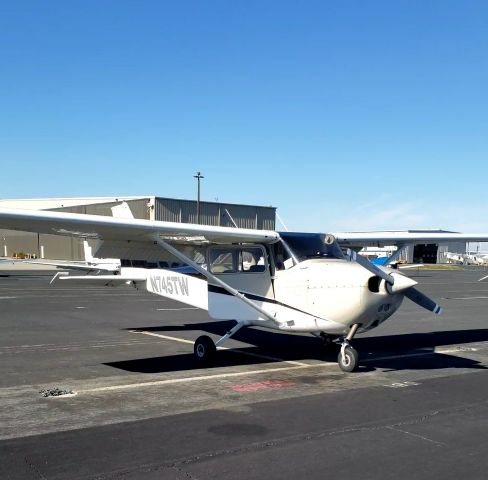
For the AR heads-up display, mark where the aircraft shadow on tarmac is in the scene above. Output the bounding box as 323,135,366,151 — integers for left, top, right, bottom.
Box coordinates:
104,322,488,374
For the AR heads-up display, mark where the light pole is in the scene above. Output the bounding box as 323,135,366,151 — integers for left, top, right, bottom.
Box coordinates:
194,171,204,224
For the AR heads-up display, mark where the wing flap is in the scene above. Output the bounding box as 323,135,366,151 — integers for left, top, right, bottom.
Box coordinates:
51,269,148,286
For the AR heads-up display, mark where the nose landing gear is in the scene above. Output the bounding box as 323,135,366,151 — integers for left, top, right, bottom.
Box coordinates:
338,342,359,372
338,324,361,372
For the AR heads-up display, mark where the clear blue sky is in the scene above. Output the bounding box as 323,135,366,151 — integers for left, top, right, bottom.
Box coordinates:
1,1,487,232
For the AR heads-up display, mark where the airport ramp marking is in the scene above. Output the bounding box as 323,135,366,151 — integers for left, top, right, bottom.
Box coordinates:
66,347,482,396
49,343,488,397
129,330,309,367
443,296,488,300
0,339,160,355
156,307,199,311
76,363,331,395
231,379,295,392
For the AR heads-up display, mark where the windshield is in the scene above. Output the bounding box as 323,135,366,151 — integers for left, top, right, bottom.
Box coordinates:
278,232,344,262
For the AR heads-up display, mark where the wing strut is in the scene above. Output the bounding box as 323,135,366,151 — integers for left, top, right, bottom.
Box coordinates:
152,235,278,324
384,244,407,266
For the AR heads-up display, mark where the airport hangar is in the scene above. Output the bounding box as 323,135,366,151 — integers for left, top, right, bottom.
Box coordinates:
0,196,466,264
361,232,467,264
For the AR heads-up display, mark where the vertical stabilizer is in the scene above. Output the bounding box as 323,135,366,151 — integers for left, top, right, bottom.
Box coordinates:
83,240,94,262
83,239,104,262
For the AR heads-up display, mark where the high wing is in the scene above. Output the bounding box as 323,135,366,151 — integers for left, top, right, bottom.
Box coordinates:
333,231,488,248
3,207,488,252
0,207,279,246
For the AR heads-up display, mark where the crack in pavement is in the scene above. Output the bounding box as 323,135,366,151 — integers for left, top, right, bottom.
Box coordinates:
24,456,48,480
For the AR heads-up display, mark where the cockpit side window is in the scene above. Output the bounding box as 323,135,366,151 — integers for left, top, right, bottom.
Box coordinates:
239,247,266,272
208,246,267,274
209,249,237,273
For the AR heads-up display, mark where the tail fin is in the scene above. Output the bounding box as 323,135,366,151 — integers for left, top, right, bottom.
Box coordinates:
83,240,94,262
82,202,132,263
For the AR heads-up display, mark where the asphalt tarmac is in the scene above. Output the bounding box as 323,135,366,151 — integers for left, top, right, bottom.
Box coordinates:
1,268,488,479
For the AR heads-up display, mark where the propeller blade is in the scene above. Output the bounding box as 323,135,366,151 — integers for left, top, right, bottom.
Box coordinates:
347,249,394,284
347,249,418,294
404,287,443,314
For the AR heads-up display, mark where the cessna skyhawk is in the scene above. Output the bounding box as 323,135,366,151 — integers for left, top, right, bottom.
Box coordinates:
1,207,488,372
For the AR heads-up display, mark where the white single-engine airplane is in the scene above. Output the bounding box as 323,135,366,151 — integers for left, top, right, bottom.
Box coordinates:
2,207,488,372
445,251,488,266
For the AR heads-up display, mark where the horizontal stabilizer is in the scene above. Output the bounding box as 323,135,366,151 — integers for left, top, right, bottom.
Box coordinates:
25,260,119,273
50,269,147,286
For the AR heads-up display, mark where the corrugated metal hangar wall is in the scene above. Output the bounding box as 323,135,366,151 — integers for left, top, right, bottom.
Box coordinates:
152,198,275,230
0,197,276,260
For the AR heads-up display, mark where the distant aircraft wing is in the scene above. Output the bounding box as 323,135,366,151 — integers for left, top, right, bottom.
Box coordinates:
0,207,279,246
333,231,488,248
398,264,424,269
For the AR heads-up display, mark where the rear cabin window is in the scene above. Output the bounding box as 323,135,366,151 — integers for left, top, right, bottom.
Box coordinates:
209,246,266,274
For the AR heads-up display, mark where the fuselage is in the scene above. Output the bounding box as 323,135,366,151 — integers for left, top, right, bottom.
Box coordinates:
142,257,407,337
272,259,404,334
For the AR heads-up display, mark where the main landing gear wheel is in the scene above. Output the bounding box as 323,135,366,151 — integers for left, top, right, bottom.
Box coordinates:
338,345,359,372
194,335,216,364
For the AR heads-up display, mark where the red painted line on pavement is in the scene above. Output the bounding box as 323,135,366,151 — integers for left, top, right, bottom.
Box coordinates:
231,380,295,392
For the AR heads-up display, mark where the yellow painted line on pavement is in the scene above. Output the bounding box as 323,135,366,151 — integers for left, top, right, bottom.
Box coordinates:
130,330,309,367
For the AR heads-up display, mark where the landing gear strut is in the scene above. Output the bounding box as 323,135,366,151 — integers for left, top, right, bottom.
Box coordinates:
338,324,360,372
193,321,247,365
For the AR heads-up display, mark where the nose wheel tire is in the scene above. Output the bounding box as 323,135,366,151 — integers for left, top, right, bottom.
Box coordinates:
338,345,359,372
194,335,216,364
